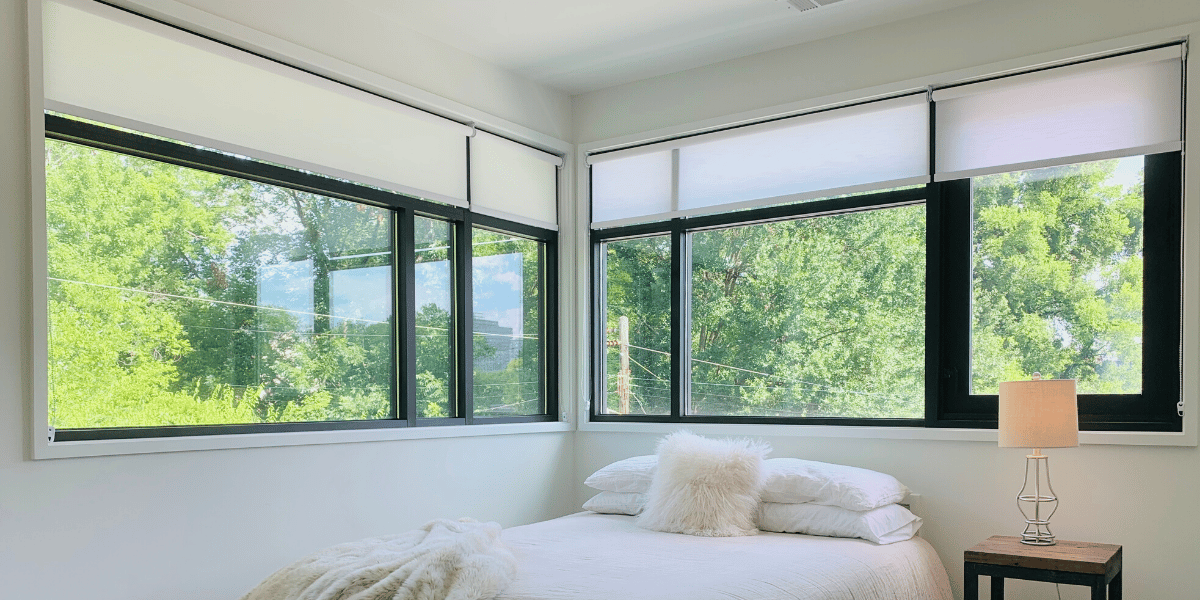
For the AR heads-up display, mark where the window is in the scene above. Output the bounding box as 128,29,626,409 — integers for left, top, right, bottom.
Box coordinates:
471,225,554,418
933,153,1181,430
598,234,672,416
590,46,1184,432
37,0,562,446
688,206,925,419
593,189,933,426
45,115,558,440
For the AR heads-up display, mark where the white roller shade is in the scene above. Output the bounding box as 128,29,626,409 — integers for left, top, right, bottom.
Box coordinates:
470,131,561,229
590,150,675,226
933,46,1183,181
589,95,929,228
42,0,471,206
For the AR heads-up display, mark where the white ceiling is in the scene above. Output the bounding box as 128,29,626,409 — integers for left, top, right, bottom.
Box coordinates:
342,0,984,94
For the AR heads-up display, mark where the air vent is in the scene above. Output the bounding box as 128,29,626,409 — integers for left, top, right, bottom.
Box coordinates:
785,0,846,11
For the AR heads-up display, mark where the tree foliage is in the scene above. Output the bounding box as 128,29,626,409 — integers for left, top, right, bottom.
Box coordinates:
602,158,1144,417
47,140,393,428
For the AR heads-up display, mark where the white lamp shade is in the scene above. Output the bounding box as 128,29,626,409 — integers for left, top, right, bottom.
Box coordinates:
998,379,1079,449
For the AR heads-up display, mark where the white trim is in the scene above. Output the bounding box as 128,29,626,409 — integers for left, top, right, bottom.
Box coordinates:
45,101,472,208
933,142,1185,182
589,175,930,230
28,0,51,465
34,422,573,460
470,205,559,232
576,421,1197,447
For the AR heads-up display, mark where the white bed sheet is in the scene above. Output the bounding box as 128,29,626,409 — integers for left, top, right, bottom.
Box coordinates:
497,512,952,600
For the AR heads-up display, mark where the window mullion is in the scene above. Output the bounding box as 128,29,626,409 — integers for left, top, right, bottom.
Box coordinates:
457,214,475,423
543,236,559,419
1140,151,1183,424
398,208,417,426
932,178,977,424
670,219,689,421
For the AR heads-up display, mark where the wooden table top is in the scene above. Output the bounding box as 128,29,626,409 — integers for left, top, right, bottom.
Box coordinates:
965,536,1122,575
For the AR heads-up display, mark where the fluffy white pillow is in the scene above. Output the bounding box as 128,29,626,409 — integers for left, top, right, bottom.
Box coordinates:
582,491,647,515
757,502,922,545
637,431,770,537
760,458,909,510
583,455,656,493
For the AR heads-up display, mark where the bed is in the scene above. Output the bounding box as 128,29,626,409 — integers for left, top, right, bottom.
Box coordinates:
496,511,953,600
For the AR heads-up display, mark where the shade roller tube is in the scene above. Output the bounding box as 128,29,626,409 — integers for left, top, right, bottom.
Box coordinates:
590,95,929,227
470,131,560,229
933,46,1184,181
42,0,471,206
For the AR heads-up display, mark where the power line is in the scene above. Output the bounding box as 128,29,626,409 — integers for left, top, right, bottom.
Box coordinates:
50,277,388,324
618,340,908,402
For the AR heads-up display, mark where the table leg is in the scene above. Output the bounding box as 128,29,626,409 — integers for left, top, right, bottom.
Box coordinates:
1109,571,1122,600
964,564,979,600
990,575,1004,599
1092,578,1107,600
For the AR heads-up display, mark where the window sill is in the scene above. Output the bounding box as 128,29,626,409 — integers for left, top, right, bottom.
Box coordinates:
33,420,573,460
577,420,1197,447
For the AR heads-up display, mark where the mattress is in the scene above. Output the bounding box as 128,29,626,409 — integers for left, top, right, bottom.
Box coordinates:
497,512,953,600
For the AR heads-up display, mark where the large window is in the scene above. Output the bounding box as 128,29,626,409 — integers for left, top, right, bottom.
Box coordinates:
594,190,933,426
934,152,1180,430
45,115,558,440
590,46,1184,431
688,206,925,419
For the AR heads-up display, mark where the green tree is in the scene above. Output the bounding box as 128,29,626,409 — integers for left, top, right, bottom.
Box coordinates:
971,159,1143,394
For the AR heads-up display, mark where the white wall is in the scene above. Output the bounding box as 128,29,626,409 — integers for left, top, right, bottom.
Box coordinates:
572,1,1200,599
0,0,576,598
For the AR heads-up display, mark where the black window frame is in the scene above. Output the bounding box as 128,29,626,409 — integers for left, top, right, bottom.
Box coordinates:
929,152,1183,432
45,113,558,441
590,156,1183,432
592,186,931,427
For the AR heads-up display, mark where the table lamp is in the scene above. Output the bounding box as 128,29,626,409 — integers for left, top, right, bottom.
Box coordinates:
998,373,1078,546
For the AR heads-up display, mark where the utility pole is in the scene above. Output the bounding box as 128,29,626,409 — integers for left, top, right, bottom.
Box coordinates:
618,316,630,414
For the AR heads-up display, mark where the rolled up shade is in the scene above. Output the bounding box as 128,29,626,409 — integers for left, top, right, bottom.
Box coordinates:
589,95,929,228
42,0,472,206
590,150,675,225
933,46,1183,181
470,131,561,229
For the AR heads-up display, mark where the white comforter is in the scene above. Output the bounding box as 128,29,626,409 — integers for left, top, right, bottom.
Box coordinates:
240,518,517,600
497,512,952,600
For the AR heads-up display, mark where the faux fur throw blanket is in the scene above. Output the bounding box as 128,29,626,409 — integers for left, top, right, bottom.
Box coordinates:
239,519,517,600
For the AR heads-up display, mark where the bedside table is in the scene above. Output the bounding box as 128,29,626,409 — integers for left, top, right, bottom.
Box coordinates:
964,536,1122,600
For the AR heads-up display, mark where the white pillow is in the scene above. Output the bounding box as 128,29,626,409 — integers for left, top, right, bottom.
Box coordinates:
583,455,656,493
757,502,922,545
760,458,909,511
637,431,770,537
582,491,647,515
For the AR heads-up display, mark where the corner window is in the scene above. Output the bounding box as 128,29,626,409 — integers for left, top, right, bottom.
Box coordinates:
45,115,558,440
589,46,1184,432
